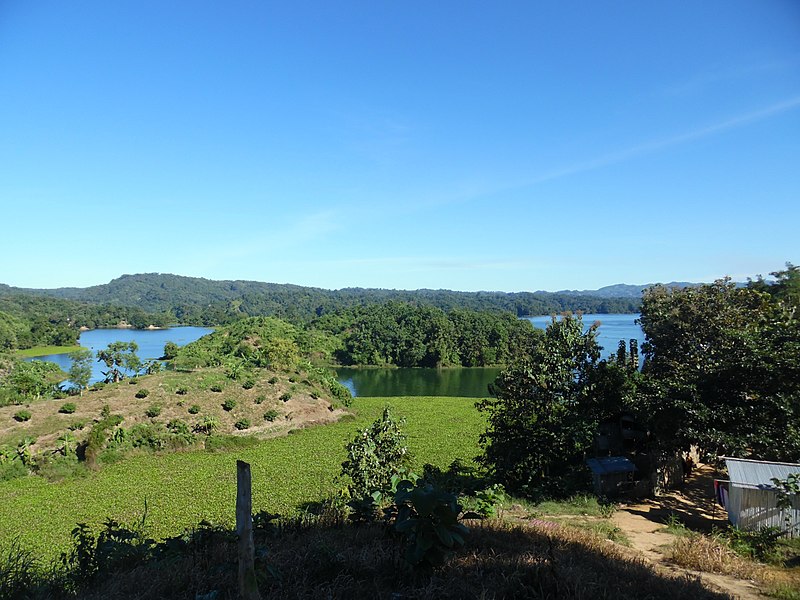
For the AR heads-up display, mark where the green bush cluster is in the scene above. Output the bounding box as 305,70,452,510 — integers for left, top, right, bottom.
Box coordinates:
59,403,77,414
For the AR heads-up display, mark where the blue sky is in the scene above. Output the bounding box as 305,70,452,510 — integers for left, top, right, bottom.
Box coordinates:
1,1,798,292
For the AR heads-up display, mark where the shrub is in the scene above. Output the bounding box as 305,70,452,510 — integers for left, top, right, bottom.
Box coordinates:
188,404,201,414
222,398,237,411
145,405,162,418
235,419,251,430
60,402,78,414
263,409,279,422
279,392,292,403
288,376,297,383
210,385,223,393
128,378,138,385
390,479,472,567
167,418,191,436
68,420,87,431
242,379,255,390
341,406,408,499
90,382,106,391
255,394,266,405
13,410,32,422
175,387,188,395
194,416,219,435
268,377,278,385
135,389,149,399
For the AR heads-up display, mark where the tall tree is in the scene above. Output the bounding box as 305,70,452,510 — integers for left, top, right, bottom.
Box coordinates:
68,348,93,395
477,313,601,494
97,341,141,383
639,279,800,461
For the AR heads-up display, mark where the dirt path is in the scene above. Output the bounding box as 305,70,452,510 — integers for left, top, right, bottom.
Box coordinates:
613,466,767,599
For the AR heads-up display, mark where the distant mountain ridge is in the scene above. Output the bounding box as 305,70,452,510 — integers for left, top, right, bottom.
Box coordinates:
551,282,705,299
0,273,644,322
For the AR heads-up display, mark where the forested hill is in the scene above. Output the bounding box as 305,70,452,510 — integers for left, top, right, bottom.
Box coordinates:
3,273,641,323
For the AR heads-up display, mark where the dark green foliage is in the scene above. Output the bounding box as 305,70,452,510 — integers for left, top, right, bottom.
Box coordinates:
128,377,138,385
145,405,161,418
188,404,200,415
328,302,541,368
209,385,223,393
242,378,255,389
59,402,77,414
268,376,278,384
341,406,408,499
279,392,292,402
255,394,266,404
222,398,237,411
90,382,106,391
389,478,471,567
263,409,279,422
723,526,781,562
234,418,251,430
3,272,638,329
68,419,86,431
162,341,179,360
478,313,602,495
13,410,31,422
135,388,149,399
640,279,800,460
175,386,187,395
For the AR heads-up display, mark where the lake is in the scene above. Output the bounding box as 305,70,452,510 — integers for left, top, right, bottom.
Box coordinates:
28,326,214,384
30,314,644,397
340,313,643,397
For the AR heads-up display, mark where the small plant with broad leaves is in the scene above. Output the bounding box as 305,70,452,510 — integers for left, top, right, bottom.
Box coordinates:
388,478,476,567
222,398,237,411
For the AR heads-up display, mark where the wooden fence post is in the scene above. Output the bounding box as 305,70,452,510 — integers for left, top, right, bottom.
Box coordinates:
237,460,262,600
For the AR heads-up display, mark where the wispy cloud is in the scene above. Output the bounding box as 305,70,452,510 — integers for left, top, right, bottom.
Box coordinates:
518,95,800,187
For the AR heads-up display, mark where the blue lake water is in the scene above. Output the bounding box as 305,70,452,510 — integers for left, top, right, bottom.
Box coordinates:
526,313,644,357
29,315,644,396
28,326,213,384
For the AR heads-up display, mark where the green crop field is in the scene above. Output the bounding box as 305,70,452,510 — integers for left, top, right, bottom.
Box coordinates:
14,345,80,358
0,396,485,560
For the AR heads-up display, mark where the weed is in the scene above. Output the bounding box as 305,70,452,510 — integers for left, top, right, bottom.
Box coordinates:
60,402,77,414
145,405,162,418
13,410,31,422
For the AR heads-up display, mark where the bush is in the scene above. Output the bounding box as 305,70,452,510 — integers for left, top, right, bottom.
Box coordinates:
268,377,278,385
135,389,149,399
13,410,31,422
279,392,292,403
194,416,219,435
255,394,266,404
60,402,78,414
263,409,280,422
128,378,138,385
145,405,162,418
222,398,237,411
235,419,251,430
166,419,191,436
188,404,201,414
242,379,255,390
390,479,472,567
68,420,87,431
90,382,106,391
175,387,188,395
210,385,223,393
341,406,408,499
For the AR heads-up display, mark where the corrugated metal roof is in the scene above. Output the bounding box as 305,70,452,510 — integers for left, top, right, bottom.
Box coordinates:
586,456,636,475
724,457,800,490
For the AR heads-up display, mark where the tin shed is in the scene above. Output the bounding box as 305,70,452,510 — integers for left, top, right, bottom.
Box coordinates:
586,456,636,496
723,457,800,537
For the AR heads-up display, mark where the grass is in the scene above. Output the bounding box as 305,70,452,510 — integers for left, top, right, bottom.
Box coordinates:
0,396,485,560
14,346,80,358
